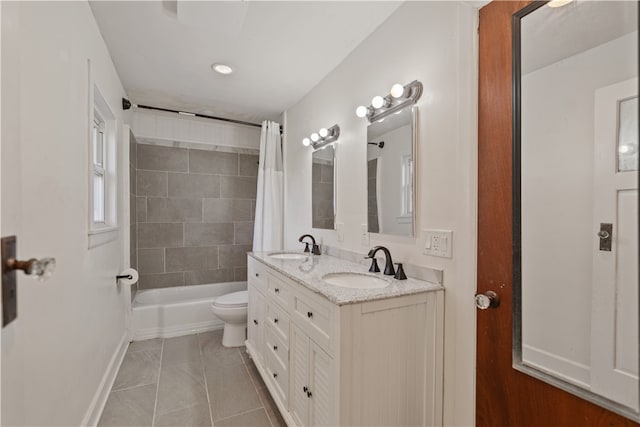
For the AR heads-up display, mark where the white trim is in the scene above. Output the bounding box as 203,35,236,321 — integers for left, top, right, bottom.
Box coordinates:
81,332,129,427
132,320,223,341
88,228,118,249
523,344,591,389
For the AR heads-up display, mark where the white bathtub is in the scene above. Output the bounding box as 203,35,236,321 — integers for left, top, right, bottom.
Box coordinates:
132,281,247,340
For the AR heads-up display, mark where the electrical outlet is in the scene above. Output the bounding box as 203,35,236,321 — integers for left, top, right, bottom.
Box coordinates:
423,229,453,258
336,223,344,242
360,224,370,246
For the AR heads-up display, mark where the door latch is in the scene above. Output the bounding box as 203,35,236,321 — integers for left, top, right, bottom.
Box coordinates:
598,223,613,252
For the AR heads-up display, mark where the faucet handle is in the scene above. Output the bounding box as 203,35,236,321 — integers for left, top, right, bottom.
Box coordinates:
365,256,380,273
312,244,321,256
394,263,407,280
303,242,310,253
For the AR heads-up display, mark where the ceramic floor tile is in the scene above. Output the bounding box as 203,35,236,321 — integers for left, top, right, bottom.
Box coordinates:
215,408,272,427
153,403,212,427
162,334,202,365
98,384,156,427
112,349,160,391
242,353,266,389
205,361,262,420
128,338,163,353
256,386,287,427
156,361,208,416
199,331,244,368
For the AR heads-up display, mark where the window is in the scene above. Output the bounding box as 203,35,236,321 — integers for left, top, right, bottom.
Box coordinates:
89,83,117,246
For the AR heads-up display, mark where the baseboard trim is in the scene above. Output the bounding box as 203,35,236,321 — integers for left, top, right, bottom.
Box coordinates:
132,320,224,341
81,333,129,427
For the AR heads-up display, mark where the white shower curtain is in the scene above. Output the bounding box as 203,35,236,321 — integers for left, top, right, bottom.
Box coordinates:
253,120,284,252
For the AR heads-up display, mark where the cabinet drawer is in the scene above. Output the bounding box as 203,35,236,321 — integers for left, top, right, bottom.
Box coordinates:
265,343,289,405
267,273,292,309
266,302,290,342
265,323,289,369
293,293,333,351
247,257,267,293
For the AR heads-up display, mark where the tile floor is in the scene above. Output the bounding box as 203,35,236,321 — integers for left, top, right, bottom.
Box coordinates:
98,330,286,427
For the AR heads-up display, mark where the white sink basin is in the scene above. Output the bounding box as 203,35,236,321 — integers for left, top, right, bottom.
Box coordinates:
268,252,309,260
322,273,389,289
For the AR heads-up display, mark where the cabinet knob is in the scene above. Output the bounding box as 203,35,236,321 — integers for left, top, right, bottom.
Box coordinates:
307,311,313,318
307,391,313,398
274,318,279,324
273,345,278,351
274,288,280,294
273,372,278,379
253,319,258,325
303,386,308,393
255,273,259,277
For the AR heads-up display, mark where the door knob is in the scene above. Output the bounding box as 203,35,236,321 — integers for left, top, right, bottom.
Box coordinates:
475,291,499,310
6,257,56,280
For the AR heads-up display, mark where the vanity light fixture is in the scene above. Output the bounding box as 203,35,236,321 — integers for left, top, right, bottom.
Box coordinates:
301,124,340,150
356,80,423,123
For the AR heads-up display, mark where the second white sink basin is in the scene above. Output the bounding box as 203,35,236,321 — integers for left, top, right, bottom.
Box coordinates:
322,273,389,289
268,252,309,260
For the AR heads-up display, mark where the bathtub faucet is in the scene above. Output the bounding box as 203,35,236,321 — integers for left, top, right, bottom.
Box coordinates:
298,234,321,255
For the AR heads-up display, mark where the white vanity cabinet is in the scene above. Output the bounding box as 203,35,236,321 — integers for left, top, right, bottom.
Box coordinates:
246,256,444,427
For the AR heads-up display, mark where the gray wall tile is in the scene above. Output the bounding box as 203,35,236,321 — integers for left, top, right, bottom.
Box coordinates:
138,248,165,275
168,173,220,198
218,245,252,268
234,222,254,245
203,199,252,222
137,144,188,172
147,198,203,223
130,225,137,269
239,154,259,177
136,197,147,222
184,223,234,246
138,272,185,290
234,268,247,282
137,170,167,197
184,269,235,286
189,150,238,175
220,176,257,199
165,247,218,272
138,223,183,248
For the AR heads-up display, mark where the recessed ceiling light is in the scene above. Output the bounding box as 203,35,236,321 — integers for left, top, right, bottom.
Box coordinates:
211,63,233,75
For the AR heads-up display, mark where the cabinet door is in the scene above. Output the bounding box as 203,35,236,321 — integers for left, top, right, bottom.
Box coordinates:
309,341,335,427
289,325,310,426
247,286,265,364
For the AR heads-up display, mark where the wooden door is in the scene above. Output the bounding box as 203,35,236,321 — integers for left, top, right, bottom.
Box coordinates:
477,2,638,425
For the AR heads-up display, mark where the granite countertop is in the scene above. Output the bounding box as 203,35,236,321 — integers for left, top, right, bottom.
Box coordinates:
249,251,443,306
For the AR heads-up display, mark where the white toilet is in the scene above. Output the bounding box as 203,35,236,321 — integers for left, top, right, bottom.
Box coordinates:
211,290,249,347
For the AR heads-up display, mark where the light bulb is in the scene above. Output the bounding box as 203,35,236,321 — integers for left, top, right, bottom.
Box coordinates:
371,96,385,109
302,138,311,146
311,133,320,142
390,83,405,98
356,105,369,118
319,128,328,138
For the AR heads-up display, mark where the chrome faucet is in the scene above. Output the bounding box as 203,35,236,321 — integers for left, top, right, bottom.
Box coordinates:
366,246,395,276
298,234,321,255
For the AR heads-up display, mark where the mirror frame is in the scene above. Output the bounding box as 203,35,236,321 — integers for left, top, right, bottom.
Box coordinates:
512,2,639,422
366,105,417,237
311,144,337,230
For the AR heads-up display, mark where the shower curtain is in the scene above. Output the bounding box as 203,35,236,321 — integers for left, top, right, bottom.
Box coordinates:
253,120,283,252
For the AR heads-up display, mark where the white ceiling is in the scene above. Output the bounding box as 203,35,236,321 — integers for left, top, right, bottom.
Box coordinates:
89,1,403,123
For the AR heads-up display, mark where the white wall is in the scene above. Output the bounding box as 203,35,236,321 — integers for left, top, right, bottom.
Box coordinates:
131,109,261,150
1,2,130,425
284,3,478,425
521,32,638,386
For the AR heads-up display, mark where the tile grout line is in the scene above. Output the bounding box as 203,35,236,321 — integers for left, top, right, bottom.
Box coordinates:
239,349,276,427
197,333,216,427
150,338,164,427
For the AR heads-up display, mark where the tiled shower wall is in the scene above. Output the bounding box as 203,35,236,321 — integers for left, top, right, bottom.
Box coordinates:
134,142,259,290
129,132,138,297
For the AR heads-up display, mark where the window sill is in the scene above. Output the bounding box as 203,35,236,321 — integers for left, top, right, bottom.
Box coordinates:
88,226,118,249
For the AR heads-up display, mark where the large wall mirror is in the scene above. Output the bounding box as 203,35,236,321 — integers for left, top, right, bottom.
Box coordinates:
367,106,416,236
513,1,638,421
312,145,335,230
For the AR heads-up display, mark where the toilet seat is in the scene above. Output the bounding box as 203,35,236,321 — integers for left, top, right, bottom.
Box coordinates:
212,290,248,308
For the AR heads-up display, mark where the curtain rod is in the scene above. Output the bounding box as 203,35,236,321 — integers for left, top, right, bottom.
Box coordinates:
122,98,281,131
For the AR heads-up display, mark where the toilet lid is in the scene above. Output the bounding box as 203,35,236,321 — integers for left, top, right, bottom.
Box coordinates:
213,290,248,308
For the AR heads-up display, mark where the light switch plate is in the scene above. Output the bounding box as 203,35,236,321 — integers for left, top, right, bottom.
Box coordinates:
360,224,370,246
423,229,453,258
336,223,344,242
